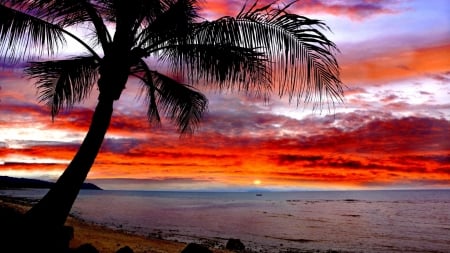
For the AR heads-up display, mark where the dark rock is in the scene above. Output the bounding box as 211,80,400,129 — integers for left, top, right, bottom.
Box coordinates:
73,243,99,253
226,238,245,251
116,246,134,253
33,225,74,252
0,206,25,252
0,204,76,253
181,243,212,253
14,223,74,252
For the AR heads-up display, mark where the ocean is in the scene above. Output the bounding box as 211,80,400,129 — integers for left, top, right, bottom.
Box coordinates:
1,189,449,252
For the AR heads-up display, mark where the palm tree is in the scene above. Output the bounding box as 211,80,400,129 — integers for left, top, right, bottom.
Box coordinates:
1,0,342,237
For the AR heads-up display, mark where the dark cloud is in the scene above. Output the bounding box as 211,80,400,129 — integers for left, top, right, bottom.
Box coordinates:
385,102,411,110
100,138,142,154
436,167,450,175
345,87,368,96
274,155,324,165
270,171,348,181
381,94,399,102
327,159,365,169
419,91,433,95
331,116,450,153
427,72,450,83
401,155,450,164
270,154,427,174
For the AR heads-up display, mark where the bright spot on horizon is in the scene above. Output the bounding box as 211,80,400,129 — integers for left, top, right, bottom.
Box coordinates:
253,179,262,185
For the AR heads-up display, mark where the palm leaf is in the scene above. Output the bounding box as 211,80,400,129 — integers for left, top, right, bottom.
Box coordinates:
136,0,199,50
96,0,163,22
159,43,271,99
0,4,65,61
153,71,207,133
133,61,208,133
190,1,343,107
131,61,162,126
25,56,100,118
17,0,111,52
24,0,90,27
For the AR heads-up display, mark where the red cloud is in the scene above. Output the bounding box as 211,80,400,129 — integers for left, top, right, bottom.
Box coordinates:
1,72,449,189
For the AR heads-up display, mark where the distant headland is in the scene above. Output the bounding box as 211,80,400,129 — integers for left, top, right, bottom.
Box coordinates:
0,176,102,190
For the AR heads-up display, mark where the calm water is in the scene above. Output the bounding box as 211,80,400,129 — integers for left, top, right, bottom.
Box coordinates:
1,189,449,252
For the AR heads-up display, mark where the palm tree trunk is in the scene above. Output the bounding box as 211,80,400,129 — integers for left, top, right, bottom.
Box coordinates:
25,97,114,228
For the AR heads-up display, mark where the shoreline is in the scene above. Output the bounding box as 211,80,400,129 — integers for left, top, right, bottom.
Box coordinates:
2,188,449,253
0,195,233,253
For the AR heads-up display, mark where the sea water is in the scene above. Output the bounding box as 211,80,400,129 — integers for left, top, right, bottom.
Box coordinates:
1,189,449,252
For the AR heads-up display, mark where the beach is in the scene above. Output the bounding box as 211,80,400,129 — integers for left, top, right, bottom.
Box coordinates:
0,196,233,253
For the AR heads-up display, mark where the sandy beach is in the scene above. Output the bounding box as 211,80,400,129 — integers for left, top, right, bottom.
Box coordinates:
0,196,233,253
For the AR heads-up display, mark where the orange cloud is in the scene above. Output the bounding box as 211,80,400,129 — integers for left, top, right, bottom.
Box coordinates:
3,110,449,189
341,43,450,85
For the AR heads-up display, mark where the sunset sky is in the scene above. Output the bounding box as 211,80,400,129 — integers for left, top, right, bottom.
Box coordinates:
0,0,449,191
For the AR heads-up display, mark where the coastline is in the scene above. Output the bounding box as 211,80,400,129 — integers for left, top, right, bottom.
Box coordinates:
0,195,233,253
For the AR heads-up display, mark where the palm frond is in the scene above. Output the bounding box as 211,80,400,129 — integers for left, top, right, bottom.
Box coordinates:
21,0,89,27
133,61,208,133
20,0,111,51
159,43,271,99
131,61,162,126
136,0,199,50
0,4,65,61
95,0,162,22
25,56,100,118
269,13,343,106
153,71,208,133
78,1,112,51
189,0,343,108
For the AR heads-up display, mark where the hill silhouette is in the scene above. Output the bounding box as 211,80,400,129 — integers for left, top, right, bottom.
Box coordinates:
0,176,102,190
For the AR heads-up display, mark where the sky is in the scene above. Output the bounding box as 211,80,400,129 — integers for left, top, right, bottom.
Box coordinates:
0,0,449,191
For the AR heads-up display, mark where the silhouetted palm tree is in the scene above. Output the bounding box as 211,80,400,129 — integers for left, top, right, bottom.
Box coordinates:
0,0,342,231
